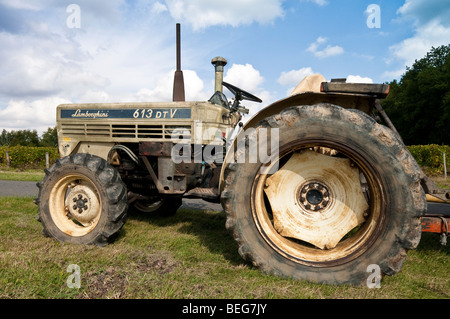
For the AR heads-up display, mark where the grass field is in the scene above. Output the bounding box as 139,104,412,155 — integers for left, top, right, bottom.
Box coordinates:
0,168,44,182
0,196,448,300
434,175,450,189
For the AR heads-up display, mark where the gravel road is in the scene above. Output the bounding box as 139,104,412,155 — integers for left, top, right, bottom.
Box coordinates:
0,180,224,211
0,180,39,198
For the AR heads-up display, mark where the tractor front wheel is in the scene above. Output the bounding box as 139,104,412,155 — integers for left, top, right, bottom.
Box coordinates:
36,153,128,246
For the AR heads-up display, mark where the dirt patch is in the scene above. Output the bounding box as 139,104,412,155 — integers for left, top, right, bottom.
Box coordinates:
81,266,128,299
135,252,182,274
77,252,181,298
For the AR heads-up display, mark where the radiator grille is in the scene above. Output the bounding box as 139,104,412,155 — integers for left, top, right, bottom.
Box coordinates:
61,123,192,141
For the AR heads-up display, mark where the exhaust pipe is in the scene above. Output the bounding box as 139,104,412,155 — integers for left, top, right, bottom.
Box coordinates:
211,56,227,93
173,23,185,102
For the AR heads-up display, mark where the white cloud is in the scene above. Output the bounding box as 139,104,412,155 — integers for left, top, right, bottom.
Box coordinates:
79,90,111,103
0,29,109,99
152,2,168,14
0,97,71,133
278,67,314,86
387,20,450,68
136,69,209,102
0,0,41,10
223,64,272,121
224,64,264,92
164,0,284,30
381,69,405,81
346,75,373,84
299,0,328,7
0,1,183,132
307,37,344,58
384,0,450,78
278,67,315,95
397,0,450,27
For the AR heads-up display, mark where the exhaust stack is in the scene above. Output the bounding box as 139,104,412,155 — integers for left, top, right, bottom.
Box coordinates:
211,56,227,93
173,23,185,102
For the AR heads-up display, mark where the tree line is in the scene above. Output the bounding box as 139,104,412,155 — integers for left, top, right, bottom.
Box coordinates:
0,127,57,147
382,44,450,146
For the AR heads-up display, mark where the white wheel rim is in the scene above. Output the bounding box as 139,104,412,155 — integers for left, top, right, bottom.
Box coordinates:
49,174,102,237
252,144,384,265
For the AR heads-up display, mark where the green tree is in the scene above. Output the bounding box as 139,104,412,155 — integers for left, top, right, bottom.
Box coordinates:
382,45,450,145
40,127,58,147
0,129,13,146
10,129,40,147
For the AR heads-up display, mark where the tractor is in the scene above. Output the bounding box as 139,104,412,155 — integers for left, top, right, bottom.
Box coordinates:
35,24,450,285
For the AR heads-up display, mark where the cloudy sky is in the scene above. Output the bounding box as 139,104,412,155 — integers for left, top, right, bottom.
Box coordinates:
0,0,449,134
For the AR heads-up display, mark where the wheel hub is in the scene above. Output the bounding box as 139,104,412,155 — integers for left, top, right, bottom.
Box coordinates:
298,182,330,211
263,150,369,250
74,194,89,213
65,184,100,224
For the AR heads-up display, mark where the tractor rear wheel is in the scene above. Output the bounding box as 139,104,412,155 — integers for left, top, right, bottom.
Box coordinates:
36,153,128,246
221,103,426,285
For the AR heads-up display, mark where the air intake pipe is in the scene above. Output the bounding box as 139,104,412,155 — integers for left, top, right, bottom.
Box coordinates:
211,56,227,93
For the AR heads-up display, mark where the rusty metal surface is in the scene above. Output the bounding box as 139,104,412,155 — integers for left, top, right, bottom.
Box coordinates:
421,216,449,234
320,81,390,98
139,142,173,157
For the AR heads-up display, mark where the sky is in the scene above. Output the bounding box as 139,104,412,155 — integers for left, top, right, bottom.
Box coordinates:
0,0,449,134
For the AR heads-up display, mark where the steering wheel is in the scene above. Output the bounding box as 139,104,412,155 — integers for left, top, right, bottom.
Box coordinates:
222,81,262,103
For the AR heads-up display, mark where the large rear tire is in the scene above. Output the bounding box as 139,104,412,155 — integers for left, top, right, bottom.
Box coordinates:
36,153,128,246
221,103,426,285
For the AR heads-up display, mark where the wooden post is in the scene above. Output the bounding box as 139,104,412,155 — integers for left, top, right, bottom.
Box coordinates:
46,152,49,169
444,152,447,179
5,150,10,168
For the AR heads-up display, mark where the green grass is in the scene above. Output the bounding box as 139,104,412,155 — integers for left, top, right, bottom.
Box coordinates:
433,176,450,189
0,168,44,182
0,197,449,299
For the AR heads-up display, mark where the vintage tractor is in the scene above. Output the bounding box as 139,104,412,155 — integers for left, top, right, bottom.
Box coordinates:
35,24,450,285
